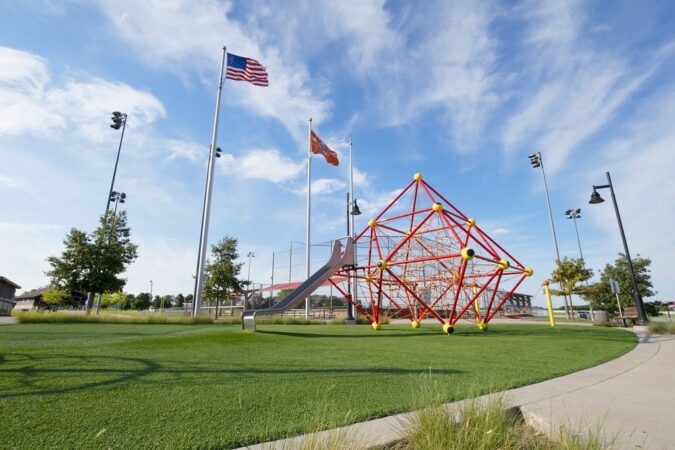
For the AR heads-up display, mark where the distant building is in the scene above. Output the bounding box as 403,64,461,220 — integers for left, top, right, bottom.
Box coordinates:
0,276,21,315
14,287,52,311
14,287,87,311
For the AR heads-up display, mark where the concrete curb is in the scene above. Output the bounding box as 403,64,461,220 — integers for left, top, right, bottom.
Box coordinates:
238,329,675,450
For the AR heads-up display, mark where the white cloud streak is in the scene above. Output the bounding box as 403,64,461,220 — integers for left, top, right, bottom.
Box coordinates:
0,46,166,140
220,149,304,183
94,0,331,141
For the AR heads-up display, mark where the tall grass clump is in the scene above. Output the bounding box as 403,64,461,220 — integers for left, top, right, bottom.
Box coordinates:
648,321,675,334
391,374,613,450
12,311,213,325
397,395,610,450
216,316,327,325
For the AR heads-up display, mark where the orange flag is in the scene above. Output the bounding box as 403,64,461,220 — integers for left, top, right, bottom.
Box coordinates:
310,130,339,166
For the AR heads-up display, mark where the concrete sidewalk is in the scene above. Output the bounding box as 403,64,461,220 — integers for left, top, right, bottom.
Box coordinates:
239,331,674,450
0,316,17,325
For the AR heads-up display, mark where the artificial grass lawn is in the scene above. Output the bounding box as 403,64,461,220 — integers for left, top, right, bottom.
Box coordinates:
0,323,636,449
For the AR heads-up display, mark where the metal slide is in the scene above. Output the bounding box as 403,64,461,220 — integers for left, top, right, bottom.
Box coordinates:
241,238,354,330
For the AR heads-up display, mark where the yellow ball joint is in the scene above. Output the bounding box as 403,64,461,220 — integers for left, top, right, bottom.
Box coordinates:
371,322,381,331
413,173,422,181
365,274,373,282
478,322,488,332
460,247,475,261
377,260,388,270
411,320,421,329
524,267,534,277
443,323,454,334
465,218,476,227
498,259,510,270
432,202,443,212
368,219,377,228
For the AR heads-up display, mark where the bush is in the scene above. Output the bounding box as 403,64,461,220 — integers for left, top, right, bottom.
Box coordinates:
13,311,213,325
648,321,675,334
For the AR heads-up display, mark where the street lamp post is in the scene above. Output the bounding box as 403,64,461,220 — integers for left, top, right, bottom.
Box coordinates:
346,192,361,321
589,171,649,325
528,152,570,318
150,280,153,306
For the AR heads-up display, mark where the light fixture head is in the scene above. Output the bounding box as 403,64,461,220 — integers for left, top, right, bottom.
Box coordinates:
589,190,605,204
351,199,362,216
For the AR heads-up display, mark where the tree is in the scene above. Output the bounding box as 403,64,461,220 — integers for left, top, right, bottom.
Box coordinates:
134,292,151,310
42,289,72,308
549,257,593,319
159,295,173,310
123,293,135,310
203,236,246,318
175,293,185,308
152,295,162,309
101,291,127,309
46,211,138,305
586,253,655,316
644,301,664,318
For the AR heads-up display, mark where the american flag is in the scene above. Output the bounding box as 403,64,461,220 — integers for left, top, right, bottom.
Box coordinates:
225,53,269,87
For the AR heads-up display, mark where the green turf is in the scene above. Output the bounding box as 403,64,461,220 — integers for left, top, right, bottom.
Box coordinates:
0,323,636,449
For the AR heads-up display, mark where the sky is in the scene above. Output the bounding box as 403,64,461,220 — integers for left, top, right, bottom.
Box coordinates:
1,0,674,308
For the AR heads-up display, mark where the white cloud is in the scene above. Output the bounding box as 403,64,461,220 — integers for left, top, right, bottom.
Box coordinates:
0,175,20,189
352,167,370,189
501,0,660,172
0,46,50,89
93,0,331,141
166,139,204,162
220,148,304,183
345,1,500,149
0,46,166,140
125,237,197,295
0,222,65,292
293,178,347,196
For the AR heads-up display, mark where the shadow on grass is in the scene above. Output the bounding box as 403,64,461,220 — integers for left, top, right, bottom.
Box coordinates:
256,329,440,339
0,354,159,399
0,353,463,399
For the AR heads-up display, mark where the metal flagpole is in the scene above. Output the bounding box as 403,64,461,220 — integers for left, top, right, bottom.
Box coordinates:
305,118,312,319
348,138,357,320
192,46,227,316
270,251,275,308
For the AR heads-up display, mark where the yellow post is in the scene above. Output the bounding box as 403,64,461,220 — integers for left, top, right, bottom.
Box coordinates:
543,280,555,327
473,284,480,321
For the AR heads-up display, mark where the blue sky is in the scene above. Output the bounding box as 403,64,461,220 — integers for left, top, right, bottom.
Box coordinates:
1,0,674,308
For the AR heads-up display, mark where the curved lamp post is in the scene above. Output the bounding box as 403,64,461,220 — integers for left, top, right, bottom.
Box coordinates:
589,171,649,325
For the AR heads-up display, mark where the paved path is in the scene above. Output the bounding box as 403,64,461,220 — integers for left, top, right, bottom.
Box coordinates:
0,316,16,325
239,331,674,450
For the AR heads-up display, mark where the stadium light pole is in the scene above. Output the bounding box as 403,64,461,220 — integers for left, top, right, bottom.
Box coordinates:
565,208,594,320
565,209,584,260
528,152,570,318
94,112,127,314
589,171,649,325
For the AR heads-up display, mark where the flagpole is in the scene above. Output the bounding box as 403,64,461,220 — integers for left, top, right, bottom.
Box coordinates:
349,138,357,320
192,46,227,316
305,118,312,319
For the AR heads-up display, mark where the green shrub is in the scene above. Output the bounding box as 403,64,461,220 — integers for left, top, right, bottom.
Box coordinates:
648,321,675,334
13,311,213,325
